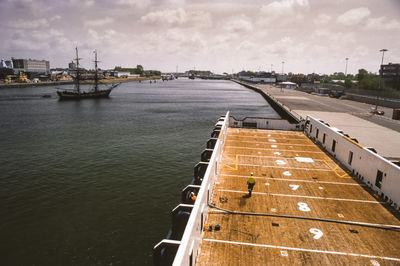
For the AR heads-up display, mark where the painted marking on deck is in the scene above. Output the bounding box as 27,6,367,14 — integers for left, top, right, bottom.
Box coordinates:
225,146,324,154
309,228,323,239
323,160,349,178
295,157,314,163
232,163,332,172
224,154,323,162
226,140,316,147
229,135,308,141
217,189,385,204
203,239,400,262
207,210,400,228
275,160,286,165
220,174,362,186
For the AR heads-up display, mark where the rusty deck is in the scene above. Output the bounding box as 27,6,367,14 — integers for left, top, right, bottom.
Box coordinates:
197,128,400,265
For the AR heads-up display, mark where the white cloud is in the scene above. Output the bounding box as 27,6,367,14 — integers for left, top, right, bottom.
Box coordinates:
84,17,114,27
337,7,370,25
140,8,187,25
236,40,256,50
50,15,61,22
10,18,49,29
116,0,151,8
140,8,211,28
69,0,95,8
223,15,253,33
314,14,331,25
261,0,309,16
365,17,400,30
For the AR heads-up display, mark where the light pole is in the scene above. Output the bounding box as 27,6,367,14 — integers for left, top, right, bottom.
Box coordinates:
281,61,285,74
375,49,388,111
345,58,349,76
380,49,387,66
270,64,273,72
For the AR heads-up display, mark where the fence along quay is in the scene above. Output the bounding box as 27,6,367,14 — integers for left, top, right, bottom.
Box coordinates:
153,111,400,265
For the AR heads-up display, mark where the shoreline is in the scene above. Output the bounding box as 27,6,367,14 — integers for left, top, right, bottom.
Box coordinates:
0,76,162,89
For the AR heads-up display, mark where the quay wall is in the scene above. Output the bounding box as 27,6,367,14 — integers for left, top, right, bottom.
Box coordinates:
232,80,301,123
306,116,400,210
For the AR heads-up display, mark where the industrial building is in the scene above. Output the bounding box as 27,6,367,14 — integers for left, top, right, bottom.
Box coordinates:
0,59,14,69
11,58,50,74
380,63,400,90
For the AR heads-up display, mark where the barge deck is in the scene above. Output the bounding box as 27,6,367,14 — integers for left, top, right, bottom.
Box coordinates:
154,113,400,265
197,127,400,265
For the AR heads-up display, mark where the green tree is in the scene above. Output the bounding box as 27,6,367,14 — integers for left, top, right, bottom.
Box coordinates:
344,78,353,88
136,65,144,75
332,72,346,80
356,69,368,82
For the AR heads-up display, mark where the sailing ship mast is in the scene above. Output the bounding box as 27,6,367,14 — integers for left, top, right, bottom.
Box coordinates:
57,47,120,100
75,47,82,94
93,50,99,92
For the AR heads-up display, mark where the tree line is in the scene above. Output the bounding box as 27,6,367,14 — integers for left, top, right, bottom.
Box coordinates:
114,65,161,77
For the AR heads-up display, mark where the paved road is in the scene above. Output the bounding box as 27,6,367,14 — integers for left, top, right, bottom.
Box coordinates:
256,84,400,133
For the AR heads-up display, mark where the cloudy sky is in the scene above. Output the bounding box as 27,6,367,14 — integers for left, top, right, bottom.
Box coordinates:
1,0,399,74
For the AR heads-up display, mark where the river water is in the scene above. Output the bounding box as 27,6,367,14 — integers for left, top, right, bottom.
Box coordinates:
0,79,279,265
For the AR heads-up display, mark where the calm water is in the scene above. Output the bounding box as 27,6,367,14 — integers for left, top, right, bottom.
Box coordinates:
0,79,279,265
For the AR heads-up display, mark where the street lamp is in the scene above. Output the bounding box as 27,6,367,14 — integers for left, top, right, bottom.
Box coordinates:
375,49,388,112
281,61,285,74
345,58,349,76
380,49,388,66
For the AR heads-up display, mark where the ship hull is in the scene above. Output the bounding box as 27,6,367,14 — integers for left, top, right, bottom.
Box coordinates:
57,88,112,100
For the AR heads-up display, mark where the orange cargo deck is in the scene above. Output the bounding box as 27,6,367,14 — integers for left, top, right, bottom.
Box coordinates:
197,128,400,265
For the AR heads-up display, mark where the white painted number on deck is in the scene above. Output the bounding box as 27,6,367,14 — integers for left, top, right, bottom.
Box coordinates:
309,228,323,239
289,184,299,190
370,260,380,266
298,202,310,212
276,160,286,165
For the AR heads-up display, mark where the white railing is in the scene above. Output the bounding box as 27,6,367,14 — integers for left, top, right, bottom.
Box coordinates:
306,116,400,210
172,111,230,266
229,116,302,131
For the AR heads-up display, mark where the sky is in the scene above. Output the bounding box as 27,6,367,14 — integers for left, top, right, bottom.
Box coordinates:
1,0,399,74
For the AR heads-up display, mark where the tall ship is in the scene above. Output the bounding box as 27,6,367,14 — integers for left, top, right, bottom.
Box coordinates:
57,48,120,100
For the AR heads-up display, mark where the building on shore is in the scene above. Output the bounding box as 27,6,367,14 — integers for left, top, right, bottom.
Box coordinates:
0,59,14,69
380,63,400,90
238,71,277,83
278,81,298,89
12,58,50,75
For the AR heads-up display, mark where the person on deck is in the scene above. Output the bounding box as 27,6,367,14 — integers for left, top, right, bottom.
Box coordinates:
247,172,256,197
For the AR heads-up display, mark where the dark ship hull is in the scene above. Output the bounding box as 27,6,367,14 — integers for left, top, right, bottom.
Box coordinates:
57,88,112,100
